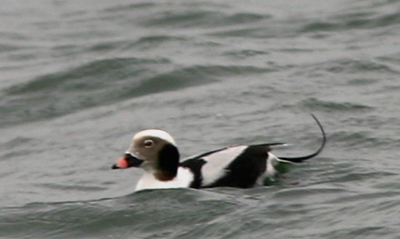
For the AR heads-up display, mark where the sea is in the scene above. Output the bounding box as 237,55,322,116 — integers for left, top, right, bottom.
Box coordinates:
1,0,400,238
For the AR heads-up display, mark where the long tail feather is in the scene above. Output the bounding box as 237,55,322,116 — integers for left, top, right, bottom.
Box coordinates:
278,114,326,163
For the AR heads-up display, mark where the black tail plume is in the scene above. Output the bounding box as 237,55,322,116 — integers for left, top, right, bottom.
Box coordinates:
278,114,326,163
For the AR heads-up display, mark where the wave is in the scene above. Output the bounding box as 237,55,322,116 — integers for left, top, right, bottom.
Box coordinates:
206,3,400,38
0,189,242,239
2,180,399,239
0,58,272,127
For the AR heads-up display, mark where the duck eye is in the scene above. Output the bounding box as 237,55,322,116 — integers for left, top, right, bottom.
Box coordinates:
144,139,154,148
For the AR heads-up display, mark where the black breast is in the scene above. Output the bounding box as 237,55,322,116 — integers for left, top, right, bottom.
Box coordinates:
179,158,206,188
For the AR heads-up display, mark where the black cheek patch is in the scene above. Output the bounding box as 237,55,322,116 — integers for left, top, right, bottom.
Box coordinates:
157,144,180,179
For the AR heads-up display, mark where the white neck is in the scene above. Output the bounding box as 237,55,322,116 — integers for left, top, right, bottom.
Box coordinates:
135,167,194,191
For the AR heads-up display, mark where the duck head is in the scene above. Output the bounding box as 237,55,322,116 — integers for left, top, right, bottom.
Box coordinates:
112,129,180,181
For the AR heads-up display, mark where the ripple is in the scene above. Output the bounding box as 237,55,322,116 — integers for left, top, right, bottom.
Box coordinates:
323,59,398,74
223,49,269,59
1,137,36,149
301,10,400,33
141,11,269,28
102,2,156,12
0,43,21,52
209,25,297,38
131,35,188,50
300,97,373,112
39,183,107,192
347,78,378,86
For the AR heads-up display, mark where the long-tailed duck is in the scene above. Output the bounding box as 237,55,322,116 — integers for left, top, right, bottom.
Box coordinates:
112,114,326,191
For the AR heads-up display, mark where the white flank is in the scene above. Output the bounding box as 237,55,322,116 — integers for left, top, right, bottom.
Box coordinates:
266,152,279,178
135,167,193,191
201,145,247,186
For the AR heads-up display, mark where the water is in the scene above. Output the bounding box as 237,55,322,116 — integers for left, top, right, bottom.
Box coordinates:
1,0,400,238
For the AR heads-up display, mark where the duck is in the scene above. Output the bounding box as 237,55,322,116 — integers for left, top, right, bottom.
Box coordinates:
112,114,326,191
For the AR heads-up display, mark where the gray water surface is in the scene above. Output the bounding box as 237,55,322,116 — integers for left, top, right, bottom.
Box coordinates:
1,0,400,238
